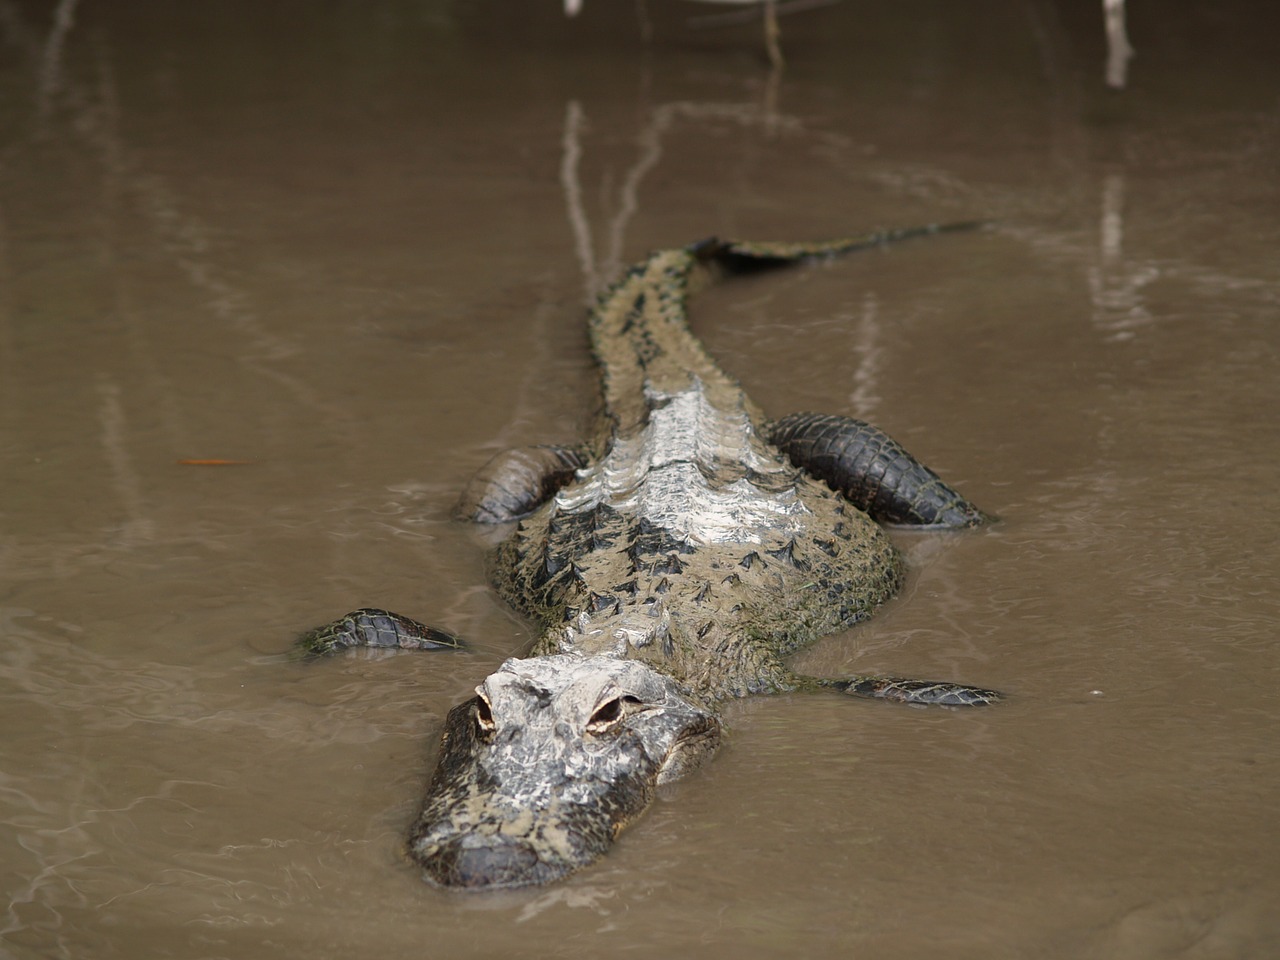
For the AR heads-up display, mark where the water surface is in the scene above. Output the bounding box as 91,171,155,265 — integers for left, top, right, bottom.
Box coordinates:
2,1,1278,957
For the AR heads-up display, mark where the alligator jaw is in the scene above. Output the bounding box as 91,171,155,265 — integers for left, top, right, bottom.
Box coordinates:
407,655,721,890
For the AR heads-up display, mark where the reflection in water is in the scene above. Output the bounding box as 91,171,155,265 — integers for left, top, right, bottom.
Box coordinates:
565,0,1131,87
1087,172,1157,340
682,0,785,68
845,292,882,419
96,377,156,546
560,101,598,303
1103,0,1134,89
1,0,344,435
35,0,78,118
560,96,801,300
566,0,656,43
0,201,13,442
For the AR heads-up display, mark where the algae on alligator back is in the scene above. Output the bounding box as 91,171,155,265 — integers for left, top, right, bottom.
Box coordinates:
298,223,1001,890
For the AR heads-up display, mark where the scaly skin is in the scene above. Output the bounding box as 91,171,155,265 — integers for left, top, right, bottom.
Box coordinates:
305,225,1001,890
491,244,905,702
770,412,991,528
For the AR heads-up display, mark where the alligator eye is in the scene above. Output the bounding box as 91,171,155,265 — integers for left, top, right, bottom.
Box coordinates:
473,696,496,735
587,694,642,732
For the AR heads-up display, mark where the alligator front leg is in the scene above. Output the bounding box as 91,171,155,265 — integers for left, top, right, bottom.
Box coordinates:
794,673,1002,706
295,446,585,658
295,608,463,658
769,412,988,528
453,445,587,523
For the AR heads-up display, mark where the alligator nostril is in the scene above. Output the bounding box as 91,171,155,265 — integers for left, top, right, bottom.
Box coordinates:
423,835,540,889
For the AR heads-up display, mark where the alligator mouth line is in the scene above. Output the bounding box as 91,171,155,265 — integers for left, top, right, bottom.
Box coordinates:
406,655,723,890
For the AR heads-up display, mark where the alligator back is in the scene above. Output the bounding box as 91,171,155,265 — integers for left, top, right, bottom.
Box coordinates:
488,245,902,703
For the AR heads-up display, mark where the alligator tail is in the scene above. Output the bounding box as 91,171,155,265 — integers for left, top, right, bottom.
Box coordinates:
691,220,990,275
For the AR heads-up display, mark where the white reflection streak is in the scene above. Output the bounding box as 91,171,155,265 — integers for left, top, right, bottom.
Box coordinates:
2,801,90,949
1100,172,1123,262
35,0,77,117
561,98,801,301
2,0,341,422
94,378,156,545
561,101,599,305
0,765,223,934
0,200,14,447
602,105,672,283
560,99,672,302
847,292,882,418
1103,0,1134,90
1087,173,1157,340
97,377,156,544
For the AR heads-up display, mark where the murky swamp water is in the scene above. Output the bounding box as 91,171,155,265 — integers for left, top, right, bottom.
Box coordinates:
1,0,1278,957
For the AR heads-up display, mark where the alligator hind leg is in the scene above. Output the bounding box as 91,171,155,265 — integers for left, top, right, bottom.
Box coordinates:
802,674,1002,706
453,445,587,523
769,412,988,528
296,608,463,658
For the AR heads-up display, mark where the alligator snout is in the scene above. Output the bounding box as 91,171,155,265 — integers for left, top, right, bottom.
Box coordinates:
408,655,720,889
422,834,541,889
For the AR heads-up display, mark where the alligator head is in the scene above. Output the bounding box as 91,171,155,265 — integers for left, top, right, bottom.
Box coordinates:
408,654,721,889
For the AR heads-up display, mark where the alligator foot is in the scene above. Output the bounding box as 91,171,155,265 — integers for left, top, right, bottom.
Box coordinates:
769,412,988,528
454,445,587,523
829,675,1002,707
296,608,463,658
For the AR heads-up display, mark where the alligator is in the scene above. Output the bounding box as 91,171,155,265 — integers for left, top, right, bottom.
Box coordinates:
298,224,1002,890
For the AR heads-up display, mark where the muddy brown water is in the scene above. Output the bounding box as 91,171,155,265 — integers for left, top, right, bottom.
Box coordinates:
2,0,1279,957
